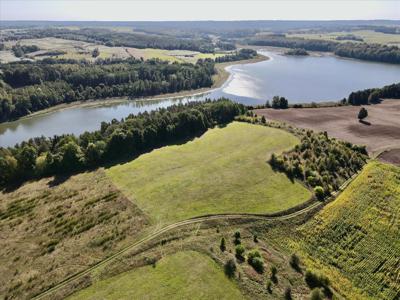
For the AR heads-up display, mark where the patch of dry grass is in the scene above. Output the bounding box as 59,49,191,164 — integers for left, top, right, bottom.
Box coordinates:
0,169,149,299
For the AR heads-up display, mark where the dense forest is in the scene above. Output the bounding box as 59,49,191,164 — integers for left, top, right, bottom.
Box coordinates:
0,57,216,122
3,27,235,53
0,99,245,186
247,36,400,64
347,82,400,105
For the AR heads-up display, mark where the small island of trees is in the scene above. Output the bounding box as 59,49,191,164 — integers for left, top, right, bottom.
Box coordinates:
284,48,309,56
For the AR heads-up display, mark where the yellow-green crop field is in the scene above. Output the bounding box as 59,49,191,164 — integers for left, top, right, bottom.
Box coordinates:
289,161,400,299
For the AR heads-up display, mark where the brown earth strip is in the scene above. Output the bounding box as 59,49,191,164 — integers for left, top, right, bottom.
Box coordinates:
377,148,400,166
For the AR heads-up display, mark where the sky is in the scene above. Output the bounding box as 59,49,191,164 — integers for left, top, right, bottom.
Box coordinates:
1,0,400,21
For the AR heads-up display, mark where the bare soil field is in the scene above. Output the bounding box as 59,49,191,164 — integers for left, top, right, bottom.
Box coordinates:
377,148,400,166
256,100,400,157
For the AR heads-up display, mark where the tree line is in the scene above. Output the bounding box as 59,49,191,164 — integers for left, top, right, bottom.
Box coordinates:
247,36,400,64
11,44,40,57
0,57,216,122
4,27,234,53
0,99,245,186
347,82,400,105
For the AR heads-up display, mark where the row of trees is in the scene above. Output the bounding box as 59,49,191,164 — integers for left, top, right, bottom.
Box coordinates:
0,99,245,186
248,36,400,64
266,96,289,109
0,58,216,122
347,82,400,105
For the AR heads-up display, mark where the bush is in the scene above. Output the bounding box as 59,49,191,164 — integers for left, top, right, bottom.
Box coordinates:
310,288,324,300
224,259,236,278
253,234,258,243
234,231,241,245
289,253,301,272
284,287,292,300
266,280,272,293
358,107,368,120
247,250,264,273
270,265,278,282
305,270,330,289
235,244,245,259
220,237,226,252
314,186,325,201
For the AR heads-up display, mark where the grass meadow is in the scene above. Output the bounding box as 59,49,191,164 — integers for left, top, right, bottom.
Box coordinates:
106,122,311,225
68,251,244,300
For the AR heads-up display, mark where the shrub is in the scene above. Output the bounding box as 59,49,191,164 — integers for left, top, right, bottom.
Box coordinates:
305,270,330,289
248,250,264,273
253,234,258,243
310,288,324,300
358,107,368,120
224,259,236,278
235,244,245,259
270,265,278,282
220,237,226,252
266,280,273,293
289,253,301,272
284,287,292,300
314,186,325,201
234,231,241,245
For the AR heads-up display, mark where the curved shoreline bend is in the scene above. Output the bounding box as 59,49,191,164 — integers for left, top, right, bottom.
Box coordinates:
2,54,269,124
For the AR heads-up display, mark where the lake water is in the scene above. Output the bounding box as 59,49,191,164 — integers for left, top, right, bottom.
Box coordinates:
1,50,400,147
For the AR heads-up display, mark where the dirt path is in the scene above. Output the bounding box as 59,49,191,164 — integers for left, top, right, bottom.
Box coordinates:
32,202,321,300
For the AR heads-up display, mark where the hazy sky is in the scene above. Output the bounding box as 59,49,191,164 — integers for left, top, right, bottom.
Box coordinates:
1,0,400,21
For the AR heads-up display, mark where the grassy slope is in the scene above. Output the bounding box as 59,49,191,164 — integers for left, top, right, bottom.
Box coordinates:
68,251,245,300
290,161,400,300
106,122,311,225
0,170,149,299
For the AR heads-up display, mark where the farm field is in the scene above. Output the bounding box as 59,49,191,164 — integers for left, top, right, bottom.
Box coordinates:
0,170,149,299
288,29,400,46
106,122,311,225
68,251,245,300
256,100,400,156
280,161,400,299
0,37,226,63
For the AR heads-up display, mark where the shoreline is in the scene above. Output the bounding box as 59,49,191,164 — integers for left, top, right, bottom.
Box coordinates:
2,54,268,124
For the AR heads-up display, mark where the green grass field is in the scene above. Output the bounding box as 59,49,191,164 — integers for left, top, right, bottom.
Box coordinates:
289,161,400,299
68,251,244,300
106,122,311,225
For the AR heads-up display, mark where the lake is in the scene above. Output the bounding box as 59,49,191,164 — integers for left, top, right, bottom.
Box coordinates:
1,50,400,147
